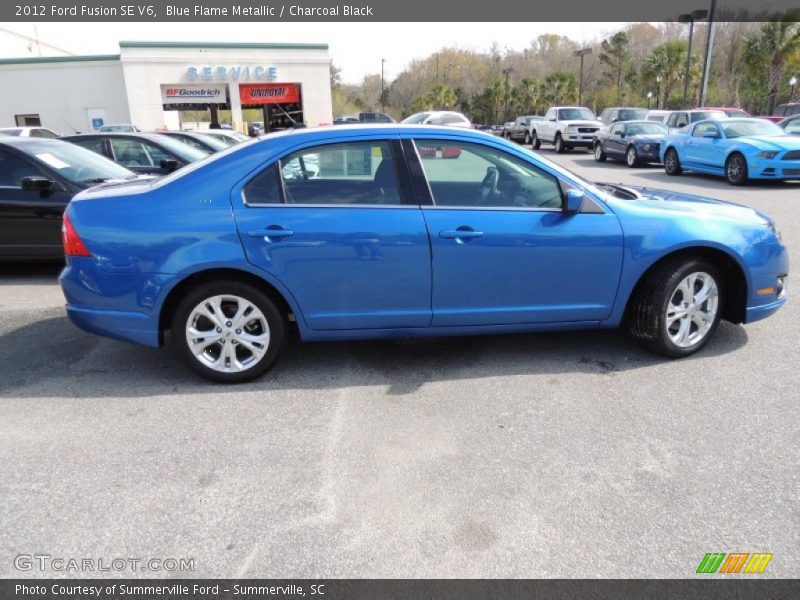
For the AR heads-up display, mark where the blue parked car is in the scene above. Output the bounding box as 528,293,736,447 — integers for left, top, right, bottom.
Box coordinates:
593,120,669,167
59,125,788,382
661,118,800,185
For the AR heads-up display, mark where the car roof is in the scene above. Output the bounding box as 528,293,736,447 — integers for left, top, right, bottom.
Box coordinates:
0,136,67,149
256,123,494,142
64,131,170,142
619,120,667,125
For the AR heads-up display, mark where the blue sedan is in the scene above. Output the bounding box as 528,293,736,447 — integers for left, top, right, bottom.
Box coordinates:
661,118,800,185
593,120,668,167
59,125,788,382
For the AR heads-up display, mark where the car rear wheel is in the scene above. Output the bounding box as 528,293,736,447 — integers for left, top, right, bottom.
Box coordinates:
172,281,287,383
664,148,682,175
594,142,606,162
626,146,640,168
628,258,723,358
554,133,565,153
725,153,749,186
531,130,541,149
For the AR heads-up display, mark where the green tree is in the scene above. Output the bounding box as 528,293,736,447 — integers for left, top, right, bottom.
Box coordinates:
428,84,458,109
511,77,543,114
643,41,688,109
598,32,631,102
544,71,578,105
743,20,800,114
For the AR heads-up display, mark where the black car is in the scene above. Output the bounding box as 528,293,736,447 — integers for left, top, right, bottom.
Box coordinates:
778,115,800,135
0,137,139,260
157,130,231,153
62,132,208,175
598,107,649,126
593,120,669,167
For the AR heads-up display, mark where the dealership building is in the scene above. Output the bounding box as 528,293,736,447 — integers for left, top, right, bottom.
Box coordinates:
0,40,333,133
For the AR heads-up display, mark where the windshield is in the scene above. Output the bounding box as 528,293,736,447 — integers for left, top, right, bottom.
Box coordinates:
181,133,230,152
558,108,595,121
205,131,249,144
402,112,431,124
21,139,135,184
144,134,209,162
626,122,668,135
150,135,260,188
618,108,648,121
691,111,727,122
100,125,134,132
721,119,786,138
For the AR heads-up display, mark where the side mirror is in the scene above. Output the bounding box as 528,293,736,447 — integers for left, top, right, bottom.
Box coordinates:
20,176,54,191
564,189,585,214
160,159,179,172
702,131,720,139
549,117,557,121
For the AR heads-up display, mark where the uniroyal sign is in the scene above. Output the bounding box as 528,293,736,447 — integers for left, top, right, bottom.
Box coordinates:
160,84,227,104
239,83,300,105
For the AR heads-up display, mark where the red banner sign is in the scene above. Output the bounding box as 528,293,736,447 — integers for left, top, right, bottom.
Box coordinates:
239,83,300,105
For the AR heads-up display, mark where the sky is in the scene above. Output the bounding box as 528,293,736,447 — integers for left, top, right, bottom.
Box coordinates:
1,22,627,83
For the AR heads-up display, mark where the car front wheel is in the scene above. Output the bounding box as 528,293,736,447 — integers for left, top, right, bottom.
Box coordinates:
628,258,723,358
725,153,749,186
172,281,287,383
626,146,640,168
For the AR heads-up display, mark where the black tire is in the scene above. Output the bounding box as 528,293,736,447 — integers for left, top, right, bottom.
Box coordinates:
531,130,541,149
524,132,530,145
626,145,640,168
627,258,723,358
594,141,606,162
172,280,288,383
725,153,749,186
554,133,565,153
664,147,682,175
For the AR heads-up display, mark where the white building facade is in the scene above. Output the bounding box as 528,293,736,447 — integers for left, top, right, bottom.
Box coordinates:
0,40,333,133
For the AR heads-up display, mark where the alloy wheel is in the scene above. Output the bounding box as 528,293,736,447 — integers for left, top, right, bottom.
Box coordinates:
665,272,719,348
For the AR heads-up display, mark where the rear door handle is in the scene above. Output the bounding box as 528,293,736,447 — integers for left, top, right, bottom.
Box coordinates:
439,229,484,240
247,227,294,239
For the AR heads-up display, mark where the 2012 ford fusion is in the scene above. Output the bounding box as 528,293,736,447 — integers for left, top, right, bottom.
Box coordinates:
59,125,788,382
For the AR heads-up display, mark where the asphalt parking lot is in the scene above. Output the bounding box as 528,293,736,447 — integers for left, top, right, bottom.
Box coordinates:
1,148,798,579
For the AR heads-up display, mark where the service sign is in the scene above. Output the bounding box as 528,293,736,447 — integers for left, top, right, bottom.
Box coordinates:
239,83,301,105
160,84,227,104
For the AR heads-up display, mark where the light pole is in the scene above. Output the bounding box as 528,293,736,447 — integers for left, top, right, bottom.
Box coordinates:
656,75,662,108
574,47,592,106
502,67,513,120
380,58,386,113
699,0,716,107
647,91,653,109
791,76,798,102
678,9,708,109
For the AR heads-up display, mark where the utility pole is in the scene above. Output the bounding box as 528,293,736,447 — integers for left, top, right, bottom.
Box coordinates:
679,10,707,109
502,67,513,121
574,48,592,106
699,0,716,107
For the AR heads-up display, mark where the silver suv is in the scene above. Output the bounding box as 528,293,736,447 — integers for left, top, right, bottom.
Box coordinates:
529,107,603,153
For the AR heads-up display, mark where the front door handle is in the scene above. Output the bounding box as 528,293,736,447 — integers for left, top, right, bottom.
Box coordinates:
247,226,294,239
439,228,484,240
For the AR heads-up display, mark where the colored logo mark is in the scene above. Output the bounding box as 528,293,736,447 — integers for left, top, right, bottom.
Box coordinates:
696,552,773,574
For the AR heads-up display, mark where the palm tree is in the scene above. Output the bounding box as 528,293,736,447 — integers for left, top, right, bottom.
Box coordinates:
543,71,577,105
428,84,458,110
743,21,800,114
643,41,687,109
511,77,543,114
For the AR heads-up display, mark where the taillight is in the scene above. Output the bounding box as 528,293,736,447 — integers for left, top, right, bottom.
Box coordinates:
62,213,91,257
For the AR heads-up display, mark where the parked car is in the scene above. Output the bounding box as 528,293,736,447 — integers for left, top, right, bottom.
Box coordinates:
530,107,603,153
248,121,265,136
201,129,251,145
598,107,649,125
59,125,788,382
763,103,800,123
490,124,506,136
333,116,360,125
158,130,232,153
664,109,728,130
704,106,751,118
778,115,800,135
0,126,59,138
98,124,140,133
661,118,800,185
504,115,540,143
401,111,472,128
62,132,209,175
594,120,669,167
645,110,670,123
334,112,394,124
0,136,140,260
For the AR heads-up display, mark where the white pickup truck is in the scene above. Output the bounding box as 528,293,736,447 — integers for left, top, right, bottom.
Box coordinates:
529,106,603,153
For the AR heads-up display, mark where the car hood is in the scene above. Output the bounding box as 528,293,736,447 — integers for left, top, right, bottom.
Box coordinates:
629,134,665,144
562,120,603,128
734,135,800,151
600,183,772,226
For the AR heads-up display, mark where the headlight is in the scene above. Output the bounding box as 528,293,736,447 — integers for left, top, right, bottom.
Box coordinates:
769,221,782,242
564,125,574,133
641,144,652,151
758,151,779,159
